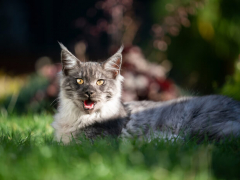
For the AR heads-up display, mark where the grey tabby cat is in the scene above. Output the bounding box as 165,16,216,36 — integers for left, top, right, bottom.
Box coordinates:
52,43,240,144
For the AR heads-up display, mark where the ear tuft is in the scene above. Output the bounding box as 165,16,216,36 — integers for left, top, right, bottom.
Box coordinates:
116,44,124,54
103,45,124,78
58,42,68,51
58,42,80,75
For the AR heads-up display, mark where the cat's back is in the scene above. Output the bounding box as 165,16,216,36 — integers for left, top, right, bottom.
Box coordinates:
122,95,240,139
124,95,240,116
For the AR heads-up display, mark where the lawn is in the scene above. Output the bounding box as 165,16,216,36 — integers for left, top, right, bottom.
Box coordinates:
0,114,240,180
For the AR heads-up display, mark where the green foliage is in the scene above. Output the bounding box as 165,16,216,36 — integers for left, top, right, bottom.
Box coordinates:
149,0,240,94
1,74,52,114
220,62,240,100
0,114,240,180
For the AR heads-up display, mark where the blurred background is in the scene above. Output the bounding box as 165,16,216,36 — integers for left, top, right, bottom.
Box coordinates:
1,0,240,114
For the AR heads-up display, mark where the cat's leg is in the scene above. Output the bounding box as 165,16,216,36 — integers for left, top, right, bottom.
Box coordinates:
146,130,184,142
52,120,78,144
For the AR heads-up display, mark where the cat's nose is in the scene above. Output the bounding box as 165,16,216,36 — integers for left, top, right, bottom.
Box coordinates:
85,91,95,97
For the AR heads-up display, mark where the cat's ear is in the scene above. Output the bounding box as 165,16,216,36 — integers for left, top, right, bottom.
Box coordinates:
59,42,81,75
103,45,124,78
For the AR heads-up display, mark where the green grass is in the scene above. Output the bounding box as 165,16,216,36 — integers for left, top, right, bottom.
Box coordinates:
0,114,240,180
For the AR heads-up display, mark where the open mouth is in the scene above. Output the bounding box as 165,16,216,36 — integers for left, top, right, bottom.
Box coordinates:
83,100,96,110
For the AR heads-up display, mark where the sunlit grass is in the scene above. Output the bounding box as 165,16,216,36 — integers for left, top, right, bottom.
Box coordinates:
0,114,240,180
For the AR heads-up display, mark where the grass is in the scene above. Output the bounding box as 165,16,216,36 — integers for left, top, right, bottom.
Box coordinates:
0,114,240,180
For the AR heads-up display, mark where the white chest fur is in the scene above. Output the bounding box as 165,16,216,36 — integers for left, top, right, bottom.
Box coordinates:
52,91,122,144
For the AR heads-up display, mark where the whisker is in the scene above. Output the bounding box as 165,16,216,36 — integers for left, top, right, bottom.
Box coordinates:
50,97,60,106
51,102,59,107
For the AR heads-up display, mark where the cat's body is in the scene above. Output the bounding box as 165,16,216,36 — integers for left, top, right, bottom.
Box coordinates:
52,44,240,144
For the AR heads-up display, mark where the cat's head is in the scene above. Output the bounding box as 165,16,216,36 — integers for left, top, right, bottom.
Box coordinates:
59,43,124,114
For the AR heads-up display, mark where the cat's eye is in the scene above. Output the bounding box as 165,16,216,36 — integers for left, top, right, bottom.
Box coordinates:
77,78,84,85
96,79,105,86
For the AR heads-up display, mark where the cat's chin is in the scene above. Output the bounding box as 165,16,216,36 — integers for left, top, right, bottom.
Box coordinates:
83,109,95,114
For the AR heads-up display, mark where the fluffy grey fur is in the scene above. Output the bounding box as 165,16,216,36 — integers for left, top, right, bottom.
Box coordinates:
52,44,240,144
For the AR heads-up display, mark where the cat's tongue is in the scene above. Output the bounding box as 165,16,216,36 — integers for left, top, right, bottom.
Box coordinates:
84,100,95,109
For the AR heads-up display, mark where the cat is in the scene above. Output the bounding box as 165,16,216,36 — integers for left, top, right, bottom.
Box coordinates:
52,43,240,144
